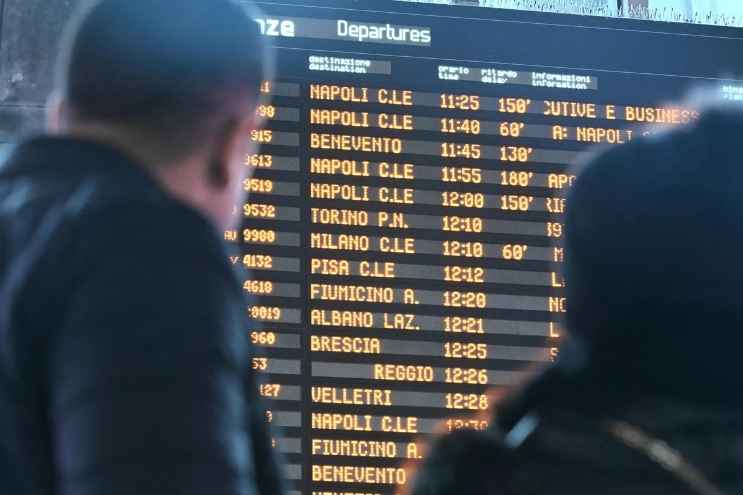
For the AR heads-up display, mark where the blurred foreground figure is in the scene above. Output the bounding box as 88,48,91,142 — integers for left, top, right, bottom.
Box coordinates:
0,1,283,494
409,106,743,495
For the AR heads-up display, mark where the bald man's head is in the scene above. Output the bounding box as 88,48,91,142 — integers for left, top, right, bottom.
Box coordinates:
55,0,271,162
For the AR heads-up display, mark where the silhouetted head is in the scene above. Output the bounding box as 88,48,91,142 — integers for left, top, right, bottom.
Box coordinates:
50,0,272,228
560,101,743,405
493,100,743,434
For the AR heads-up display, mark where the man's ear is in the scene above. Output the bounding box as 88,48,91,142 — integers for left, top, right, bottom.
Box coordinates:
45,91,67,133
209,114,259,188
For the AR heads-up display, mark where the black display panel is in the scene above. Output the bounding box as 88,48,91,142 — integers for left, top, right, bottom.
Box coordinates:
232,2,743,493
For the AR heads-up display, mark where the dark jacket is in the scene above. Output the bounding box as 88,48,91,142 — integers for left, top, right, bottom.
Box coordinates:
412,395,743,495
510,398,743,494
0,137,283,495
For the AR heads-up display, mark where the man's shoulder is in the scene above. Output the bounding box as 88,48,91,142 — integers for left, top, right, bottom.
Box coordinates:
78,193,225,261
4,185,239,312
67,194,240,303
1,136,229,271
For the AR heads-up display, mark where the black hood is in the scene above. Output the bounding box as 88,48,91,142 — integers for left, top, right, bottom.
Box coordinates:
500,107,743,428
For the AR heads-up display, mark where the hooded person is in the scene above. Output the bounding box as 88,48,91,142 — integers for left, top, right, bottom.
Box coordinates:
407,103,743,495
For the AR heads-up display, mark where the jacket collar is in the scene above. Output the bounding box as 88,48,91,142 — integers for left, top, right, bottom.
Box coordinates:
0,135,161,193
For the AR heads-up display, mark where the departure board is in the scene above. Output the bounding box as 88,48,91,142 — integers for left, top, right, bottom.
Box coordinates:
227,2,743,494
